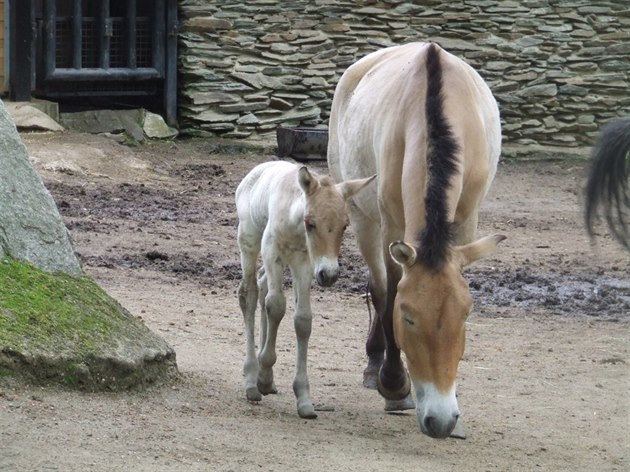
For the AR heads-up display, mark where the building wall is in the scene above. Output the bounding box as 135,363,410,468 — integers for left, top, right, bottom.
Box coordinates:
0,0,4,95
178,0,630,149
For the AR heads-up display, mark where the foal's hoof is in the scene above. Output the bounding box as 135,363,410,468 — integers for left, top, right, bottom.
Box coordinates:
246,386,262,402
297,401,317,419
384,393,415,411
257,380,278,396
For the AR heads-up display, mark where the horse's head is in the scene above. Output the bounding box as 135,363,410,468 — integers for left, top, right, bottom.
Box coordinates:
389,234,505,439
298,167,375,287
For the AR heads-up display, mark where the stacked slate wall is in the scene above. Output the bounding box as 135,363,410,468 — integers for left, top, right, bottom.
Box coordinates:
178,0,630,149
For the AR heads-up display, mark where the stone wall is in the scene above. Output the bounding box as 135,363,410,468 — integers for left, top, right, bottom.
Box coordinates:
178,0,629,150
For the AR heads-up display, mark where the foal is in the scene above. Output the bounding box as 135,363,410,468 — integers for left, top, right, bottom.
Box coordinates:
236,161,373,418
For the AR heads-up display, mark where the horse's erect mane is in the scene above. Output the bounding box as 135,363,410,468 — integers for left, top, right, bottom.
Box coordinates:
584,116,630,251
416,43,460,270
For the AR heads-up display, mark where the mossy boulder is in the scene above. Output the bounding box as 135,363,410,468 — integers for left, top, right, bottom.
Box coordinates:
0,259,177,390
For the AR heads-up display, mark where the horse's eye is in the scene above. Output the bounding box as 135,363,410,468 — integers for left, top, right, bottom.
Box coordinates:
305,219,316,232
403,316,415,326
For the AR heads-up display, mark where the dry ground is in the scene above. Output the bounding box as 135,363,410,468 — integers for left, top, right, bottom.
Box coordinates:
1,131,628,472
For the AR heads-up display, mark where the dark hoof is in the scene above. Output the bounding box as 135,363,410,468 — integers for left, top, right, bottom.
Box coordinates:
363,355,383,390
384,393,415,411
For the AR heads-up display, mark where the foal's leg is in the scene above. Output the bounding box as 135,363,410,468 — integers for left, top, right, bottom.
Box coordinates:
257,239,285,395
237,223,262,401
256,268,268,354
289,258,317,419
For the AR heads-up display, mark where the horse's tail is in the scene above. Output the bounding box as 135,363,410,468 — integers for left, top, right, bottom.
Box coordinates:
418,43,460,269
585,117,630,251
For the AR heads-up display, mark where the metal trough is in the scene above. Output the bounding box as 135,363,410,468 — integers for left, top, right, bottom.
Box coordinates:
276,127,328,161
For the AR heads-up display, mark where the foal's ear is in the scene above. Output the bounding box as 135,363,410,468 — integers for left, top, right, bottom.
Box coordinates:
335,174,376,200
298,166,319,195
454,234,506,268
389,241,417,268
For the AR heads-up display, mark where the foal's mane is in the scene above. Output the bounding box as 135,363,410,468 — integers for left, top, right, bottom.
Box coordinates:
416,43,460,269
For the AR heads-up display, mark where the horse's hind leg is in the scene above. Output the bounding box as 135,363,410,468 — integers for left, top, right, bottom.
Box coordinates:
257,239,285,396
237,223,262,401
289,258,316,419
257,268,268,353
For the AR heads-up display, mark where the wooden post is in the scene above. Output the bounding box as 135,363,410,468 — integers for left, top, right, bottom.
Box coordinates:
164,0,178,126
9,0,34,100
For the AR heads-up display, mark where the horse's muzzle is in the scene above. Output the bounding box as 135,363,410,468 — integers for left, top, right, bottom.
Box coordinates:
414,380,460,439
420,413,459,439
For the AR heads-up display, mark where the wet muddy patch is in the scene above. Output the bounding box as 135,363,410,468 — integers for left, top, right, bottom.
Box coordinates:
468,267,629,320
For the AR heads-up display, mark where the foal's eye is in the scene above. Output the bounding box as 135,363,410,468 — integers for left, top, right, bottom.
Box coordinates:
403,316,416,326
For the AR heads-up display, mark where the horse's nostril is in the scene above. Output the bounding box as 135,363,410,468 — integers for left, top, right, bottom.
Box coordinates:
424,416,436,434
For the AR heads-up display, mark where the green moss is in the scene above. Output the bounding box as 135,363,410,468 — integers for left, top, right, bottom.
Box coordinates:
0,258,132,357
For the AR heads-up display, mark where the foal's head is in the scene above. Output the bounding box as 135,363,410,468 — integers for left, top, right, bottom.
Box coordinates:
298,167,374,287
389,234,505,438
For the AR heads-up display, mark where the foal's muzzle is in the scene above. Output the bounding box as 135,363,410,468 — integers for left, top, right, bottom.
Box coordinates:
316,268,339,287
313,258,339,287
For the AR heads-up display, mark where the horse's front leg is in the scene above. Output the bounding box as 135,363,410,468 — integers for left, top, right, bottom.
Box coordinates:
290,258,317,419
378,252,414,411
257,243,285,396
345,211,387,389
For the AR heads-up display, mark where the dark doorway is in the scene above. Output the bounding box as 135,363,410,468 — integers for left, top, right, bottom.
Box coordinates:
9,0,178,125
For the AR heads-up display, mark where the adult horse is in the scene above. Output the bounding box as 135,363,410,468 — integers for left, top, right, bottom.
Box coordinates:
236,161,373,419
585,117,630,251
328,42,505,439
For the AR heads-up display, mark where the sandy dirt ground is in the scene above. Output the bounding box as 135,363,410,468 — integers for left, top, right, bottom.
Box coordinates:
1,131,628,472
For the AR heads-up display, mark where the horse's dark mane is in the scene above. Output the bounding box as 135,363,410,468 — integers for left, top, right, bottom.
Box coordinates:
416,43,460,269
585,117,630,251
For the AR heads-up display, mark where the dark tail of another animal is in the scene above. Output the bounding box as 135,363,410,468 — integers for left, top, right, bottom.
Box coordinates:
418,43,460,269
584,117,630,251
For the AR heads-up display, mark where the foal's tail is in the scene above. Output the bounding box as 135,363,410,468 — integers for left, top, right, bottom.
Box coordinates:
418,43,460,269
585,117,630,251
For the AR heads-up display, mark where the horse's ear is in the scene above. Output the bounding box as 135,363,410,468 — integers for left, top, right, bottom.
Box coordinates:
389,241,417,268
298,166,318,195
454,234,506,268
335,174,376,200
